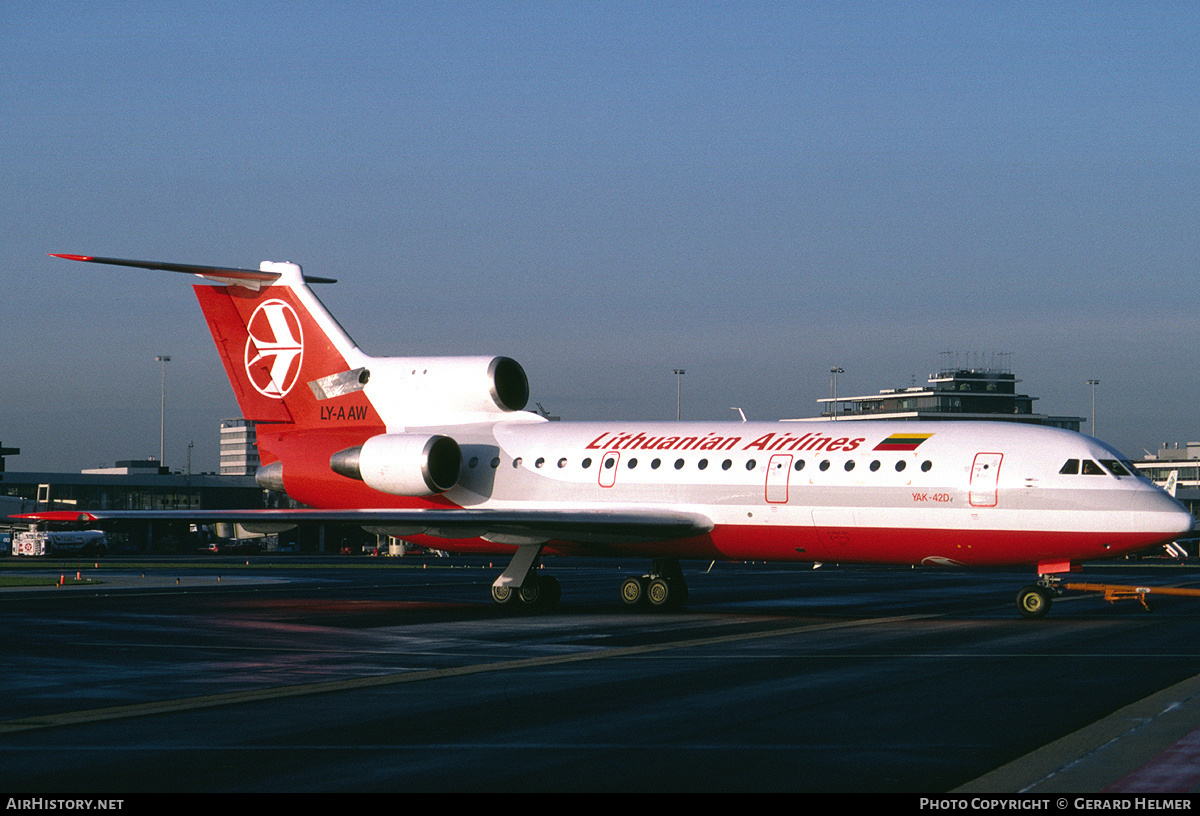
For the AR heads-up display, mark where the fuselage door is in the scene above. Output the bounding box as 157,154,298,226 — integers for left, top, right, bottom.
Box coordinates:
766,454,792,503
969,452,1003,507
598,451,620,488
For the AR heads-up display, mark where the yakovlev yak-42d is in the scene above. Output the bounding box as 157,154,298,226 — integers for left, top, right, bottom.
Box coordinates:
20,254,1194,618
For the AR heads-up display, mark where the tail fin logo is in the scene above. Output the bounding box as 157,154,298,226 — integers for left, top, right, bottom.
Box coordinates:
244,299,304,398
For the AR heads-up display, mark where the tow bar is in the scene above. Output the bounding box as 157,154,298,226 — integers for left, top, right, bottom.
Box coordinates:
1063,581,1200,613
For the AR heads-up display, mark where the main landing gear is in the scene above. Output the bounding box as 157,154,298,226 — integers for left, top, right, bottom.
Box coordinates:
490,544,561,610
620,558,689,610
491,573,561,609
489,548,691,611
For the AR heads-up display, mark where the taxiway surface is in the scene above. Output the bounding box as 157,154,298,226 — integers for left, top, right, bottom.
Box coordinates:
2,556,1200,792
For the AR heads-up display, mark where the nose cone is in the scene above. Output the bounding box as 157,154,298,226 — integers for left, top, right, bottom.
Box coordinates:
1170,504,1195,537
1154,489,1195,538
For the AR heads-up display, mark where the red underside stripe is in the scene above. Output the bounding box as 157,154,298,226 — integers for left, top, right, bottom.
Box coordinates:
408,523,1173,567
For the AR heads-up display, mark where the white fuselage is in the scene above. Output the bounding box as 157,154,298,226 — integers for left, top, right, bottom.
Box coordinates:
396,416,1191,568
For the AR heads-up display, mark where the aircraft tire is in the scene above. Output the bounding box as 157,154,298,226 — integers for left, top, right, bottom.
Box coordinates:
1016,585,1051,619
491,584,515,605
518,577,542,606
621,576,645,606
647,577,672,607
647,576,688,610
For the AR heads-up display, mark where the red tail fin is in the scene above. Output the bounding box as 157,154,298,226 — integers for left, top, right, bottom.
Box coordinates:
192,274,382,432
51,254,388,493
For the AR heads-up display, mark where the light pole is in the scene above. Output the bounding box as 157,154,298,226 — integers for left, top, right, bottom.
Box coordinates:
156,355,171,467
673,369,686,422
830,367,844,420
1087,379,1100,437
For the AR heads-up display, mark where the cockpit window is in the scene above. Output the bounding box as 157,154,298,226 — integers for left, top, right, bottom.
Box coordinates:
1099,459,1130,477
1062,458,1133,477
1122,460,1151,481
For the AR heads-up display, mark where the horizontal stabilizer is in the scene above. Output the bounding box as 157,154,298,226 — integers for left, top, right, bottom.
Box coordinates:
50,254,337,285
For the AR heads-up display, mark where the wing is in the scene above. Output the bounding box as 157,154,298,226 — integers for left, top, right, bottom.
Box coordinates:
10,508,713,547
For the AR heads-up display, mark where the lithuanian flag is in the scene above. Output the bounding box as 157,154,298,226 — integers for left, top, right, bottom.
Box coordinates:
872,433,934,451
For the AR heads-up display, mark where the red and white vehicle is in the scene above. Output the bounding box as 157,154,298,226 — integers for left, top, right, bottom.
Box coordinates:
22,254,1193,617
12,529,108,557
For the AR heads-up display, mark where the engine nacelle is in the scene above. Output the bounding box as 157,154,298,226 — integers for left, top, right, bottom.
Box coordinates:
359,355,530,425
255,461,285,493
330,433,462,496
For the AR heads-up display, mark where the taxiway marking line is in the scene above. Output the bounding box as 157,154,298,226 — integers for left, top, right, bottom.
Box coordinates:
0,613,927,735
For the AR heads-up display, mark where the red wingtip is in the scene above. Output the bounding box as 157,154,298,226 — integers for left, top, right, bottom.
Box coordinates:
12,511,99,523
49,254,94,262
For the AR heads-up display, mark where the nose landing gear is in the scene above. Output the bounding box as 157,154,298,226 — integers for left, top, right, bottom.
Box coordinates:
1016,583,1054,619
1016,572,1200,618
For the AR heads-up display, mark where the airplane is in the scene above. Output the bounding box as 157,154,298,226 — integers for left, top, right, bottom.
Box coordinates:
17,253,1194,619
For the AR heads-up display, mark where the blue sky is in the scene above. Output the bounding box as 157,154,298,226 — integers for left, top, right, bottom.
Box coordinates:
3,1,1199,472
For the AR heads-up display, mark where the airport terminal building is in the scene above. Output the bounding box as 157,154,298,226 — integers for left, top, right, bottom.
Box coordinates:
0,459,266,552
810,367,1085,430
1,413,388,554
0,457,378,554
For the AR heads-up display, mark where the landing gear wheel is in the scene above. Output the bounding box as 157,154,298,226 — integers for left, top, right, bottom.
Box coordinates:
621,576,646,606
646,577,688,609
647,577,672,607
1016,585,1052,619
492,584,515,605
518,576,542,606
504,575,560,610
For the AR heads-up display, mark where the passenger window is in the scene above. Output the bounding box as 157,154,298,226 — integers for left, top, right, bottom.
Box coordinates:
628,458,638,469
490,457,500,468
921,461,932,472
844,460,855,471
895,461,906,472
698,459,708,470
1059,459,1079,475
819,460,830,471
794,459,805,471
582,458,592,469
468,457,479,468
746,459,757,470
535,457,545,468
557,458,567,468
869,460,881,472
513,457,523,468
722,459,733,470
1081,460,1105,475
674,458,685,470
651,459,661,469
